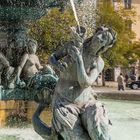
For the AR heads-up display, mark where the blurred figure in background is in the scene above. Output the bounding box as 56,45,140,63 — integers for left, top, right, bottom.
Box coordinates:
117,73,125,91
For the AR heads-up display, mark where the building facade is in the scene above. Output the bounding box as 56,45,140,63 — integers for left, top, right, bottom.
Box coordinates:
132,0,140,40
104,0,140,82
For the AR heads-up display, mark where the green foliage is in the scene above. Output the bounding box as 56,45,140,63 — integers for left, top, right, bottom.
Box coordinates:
97,0,140,68
29,2,140,67
29,8,76,61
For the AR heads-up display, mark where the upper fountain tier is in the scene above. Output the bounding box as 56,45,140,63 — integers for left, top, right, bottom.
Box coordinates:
0,0,66,22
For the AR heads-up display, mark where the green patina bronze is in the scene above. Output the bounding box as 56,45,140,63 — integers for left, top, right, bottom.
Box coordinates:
0,87,33,100
0,0,64,22
0,1,117,140
0,42,59,100
0,0,64,101
32,26,117,140
0,71,58,100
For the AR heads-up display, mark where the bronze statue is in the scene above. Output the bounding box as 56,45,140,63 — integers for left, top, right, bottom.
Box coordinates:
0,52,14,87
11,39,58,90
32,26,117,140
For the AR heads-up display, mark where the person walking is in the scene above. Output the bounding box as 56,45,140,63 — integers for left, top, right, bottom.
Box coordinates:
117,73,125,91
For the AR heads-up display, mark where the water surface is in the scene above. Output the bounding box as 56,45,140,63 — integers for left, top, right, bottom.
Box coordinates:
102,99,140,140
0,100,140,140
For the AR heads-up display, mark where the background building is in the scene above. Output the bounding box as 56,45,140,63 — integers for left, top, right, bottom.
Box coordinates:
104,0,140,82
132,0,140,40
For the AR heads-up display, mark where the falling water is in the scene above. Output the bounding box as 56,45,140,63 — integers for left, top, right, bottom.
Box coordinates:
69,0,81,32
0,128,43,140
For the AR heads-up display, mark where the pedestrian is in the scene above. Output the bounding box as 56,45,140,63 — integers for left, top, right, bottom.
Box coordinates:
125,74,129,87
117,73,125,91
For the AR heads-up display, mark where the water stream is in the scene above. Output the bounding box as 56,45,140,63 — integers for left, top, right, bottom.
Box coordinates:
69,0,81,32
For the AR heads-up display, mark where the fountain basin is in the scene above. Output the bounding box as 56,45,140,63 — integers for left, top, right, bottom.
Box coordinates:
0,7,46,22
103,99,140,140
0,99,139,140
0,0,63,22
97,92,140,101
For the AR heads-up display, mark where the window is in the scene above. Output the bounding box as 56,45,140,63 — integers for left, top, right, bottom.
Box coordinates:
124,0,132,9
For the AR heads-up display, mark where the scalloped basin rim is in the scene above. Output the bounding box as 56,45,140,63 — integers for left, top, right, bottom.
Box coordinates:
0,0,53,7
0,0,60,22
0,7,47,22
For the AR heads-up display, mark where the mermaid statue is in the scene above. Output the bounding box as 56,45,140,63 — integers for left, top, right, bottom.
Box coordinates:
32,25,117,140
0,38,58,102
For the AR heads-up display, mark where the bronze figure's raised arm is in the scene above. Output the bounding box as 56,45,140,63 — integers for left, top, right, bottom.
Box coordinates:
33,25,117,140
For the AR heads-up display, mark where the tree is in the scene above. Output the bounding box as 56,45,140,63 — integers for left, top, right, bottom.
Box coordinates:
97,0,140,68
28,0,140,78
29,8,76,62
95,0,140,85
